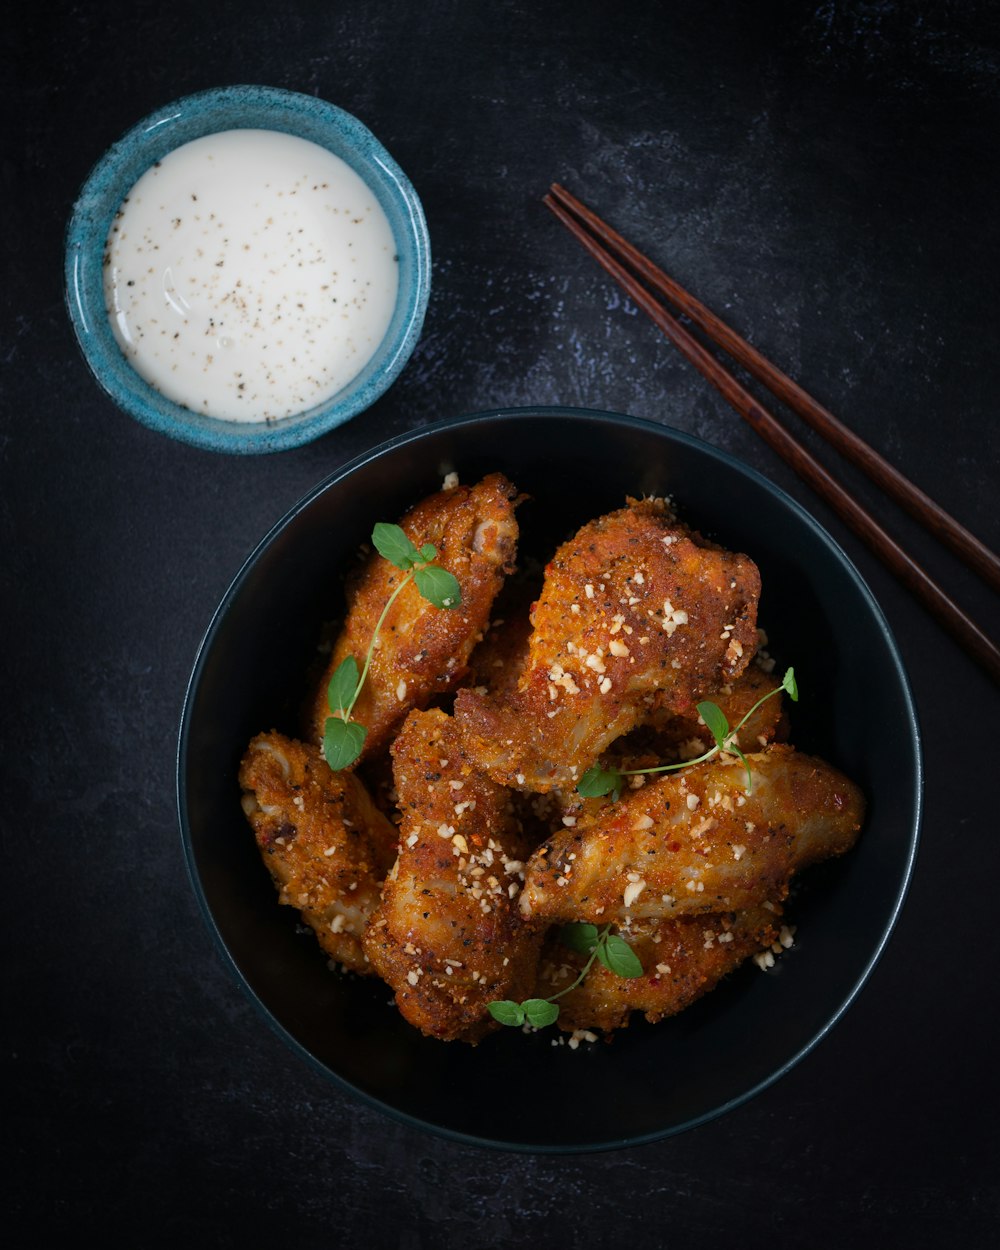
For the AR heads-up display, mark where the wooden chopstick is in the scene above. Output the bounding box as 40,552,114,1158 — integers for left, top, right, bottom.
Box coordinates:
544,187,1000,684
550,182,1000,596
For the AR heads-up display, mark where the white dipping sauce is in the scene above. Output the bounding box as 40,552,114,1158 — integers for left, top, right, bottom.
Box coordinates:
103,130,399,422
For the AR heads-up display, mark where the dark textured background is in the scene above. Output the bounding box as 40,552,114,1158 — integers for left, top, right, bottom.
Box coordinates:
5,1,999,1245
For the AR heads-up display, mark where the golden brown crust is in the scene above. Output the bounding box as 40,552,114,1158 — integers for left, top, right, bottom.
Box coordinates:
362,709,542,1042
239,732,399,973
536,906,780,1032
640,661,788,760
310,473,520,763
454,498,760,792
521,744,865,925
465,583,535,699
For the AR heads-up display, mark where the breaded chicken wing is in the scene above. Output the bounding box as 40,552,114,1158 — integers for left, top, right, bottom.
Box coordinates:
454,498,760,792
520,744,864,925
239,732,398,973
536,906,780,1032
363,709,541,1042
310,473,519,763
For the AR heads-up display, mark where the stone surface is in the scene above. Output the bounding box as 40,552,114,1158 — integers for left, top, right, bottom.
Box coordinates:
4,1,999,1245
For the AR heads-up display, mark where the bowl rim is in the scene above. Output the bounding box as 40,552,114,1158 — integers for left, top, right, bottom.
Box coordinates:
64,84,431,454
176,405,923,1151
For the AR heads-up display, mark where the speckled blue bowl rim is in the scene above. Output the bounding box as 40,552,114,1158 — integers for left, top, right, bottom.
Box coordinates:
64,85,431,454
177,406,923,1153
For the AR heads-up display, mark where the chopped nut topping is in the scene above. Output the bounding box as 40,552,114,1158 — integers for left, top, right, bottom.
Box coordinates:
623,879,646,908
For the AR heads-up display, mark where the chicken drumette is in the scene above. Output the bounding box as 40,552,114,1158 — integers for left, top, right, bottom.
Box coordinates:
454,497,760,792
310,472,519,764
362,708,541,1042
239,732,399,973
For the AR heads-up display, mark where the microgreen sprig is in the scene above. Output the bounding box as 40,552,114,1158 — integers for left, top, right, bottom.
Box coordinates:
488,922,643,1030
322,523,462,772
577,666,798,801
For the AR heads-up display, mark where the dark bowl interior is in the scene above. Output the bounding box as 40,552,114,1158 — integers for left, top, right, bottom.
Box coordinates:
177,407,921,1151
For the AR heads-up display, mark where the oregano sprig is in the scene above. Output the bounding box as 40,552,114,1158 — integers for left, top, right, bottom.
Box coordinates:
577,666,798,801
488,922,643,1030
322,524,462,772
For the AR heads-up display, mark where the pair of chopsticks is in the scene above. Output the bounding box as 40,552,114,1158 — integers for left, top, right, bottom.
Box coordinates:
544,183,1000,685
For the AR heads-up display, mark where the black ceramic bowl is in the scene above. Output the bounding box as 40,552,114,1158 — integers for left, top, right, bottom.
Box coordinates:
177,407,921,1151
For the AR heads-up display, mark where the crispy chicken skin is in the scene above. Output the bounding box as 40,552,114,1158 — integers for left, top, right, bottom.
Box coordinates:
363,709,541,1042
548,664,789,832
536,906,780,1032
642,662,787,760
239,732,399,973
465,586,535,699
310,473,519,763
521,744,864,925
454,498,760,792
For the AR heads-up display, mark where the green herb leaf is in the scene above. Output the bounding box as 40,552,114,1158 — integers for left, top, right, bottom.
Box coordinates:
782,666,799,702
487,1000,526,1027
322,717,367,771
413,564,462,608
372,522,419,570
577,763,624,801
559,922,600,954
326,655,359,716
602,934,644,978
522,998,560,1028
321,518,471,779
730,743,753,790
696,700,730,749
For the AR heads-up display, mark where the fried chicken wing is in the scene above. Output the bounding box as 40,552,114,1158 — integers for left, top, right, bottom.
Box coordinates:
521,744,864,925
239,732,398,973
536,906,780,1032
454,498,760,792
362,709,541,1042
310,473,519,763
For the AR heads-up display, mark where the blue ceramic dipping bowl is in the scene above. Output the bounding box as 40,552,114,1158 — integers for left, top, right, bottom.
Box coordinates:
65,85,431,454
